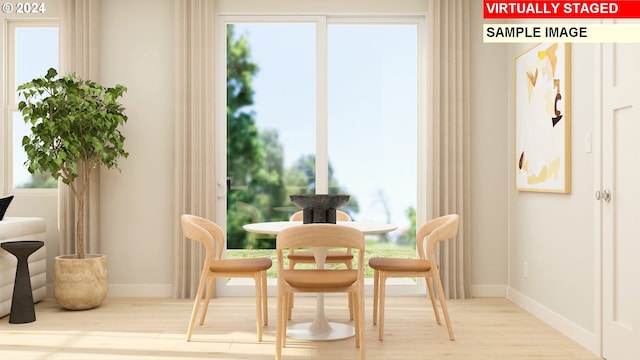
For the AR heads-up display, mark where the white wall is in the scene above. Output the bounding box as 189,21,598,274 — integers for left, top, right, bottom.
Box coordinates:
468,1,509,297
468,1,599,353
99,0,175,296
506,31,599,355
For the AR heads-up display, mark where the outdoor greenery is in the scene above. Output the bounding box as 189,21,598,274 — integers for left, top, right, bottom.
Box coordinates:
18,68,128,258
17,171,57,188
226,25,359,249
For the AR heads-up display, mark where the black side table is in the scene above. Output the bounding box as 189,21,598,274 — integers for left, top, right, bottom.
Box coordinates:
1,240,44,324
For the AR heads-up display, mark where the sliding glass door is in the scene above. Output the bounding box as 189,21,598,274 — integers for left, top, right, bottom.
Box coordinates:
217,16,423,293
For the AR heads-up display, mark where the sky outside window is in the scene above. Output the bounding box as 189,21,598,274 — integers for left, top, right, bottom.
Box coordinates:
12,26,59,188
233,22,417,235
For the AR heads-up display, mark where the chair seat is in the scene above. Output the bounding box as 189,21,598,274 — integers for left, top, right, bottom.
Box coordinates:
369,257,432,272
210,258,272,272
283,269,358,288
288,250,353,261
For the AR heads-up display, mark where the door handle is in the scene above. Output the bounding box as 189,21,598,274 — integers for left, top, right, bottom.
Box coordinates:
217,179,228,199
595,190,601,200
602,189,611,203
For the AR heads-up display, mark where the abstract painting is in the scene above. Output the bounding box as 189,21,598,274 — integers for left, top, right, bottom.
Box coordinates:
515,43,571,193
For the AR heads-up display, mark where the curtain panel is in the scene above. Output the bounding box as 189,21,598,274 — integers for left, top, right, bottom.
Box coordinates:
428,0,471,299
173,0,217,299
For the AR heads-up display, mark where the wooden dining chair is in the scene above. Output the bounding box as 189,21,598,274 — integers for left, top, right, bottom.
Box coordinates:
287,210,355,318
276,224,366,360
369,213,460,341
180,214,272,342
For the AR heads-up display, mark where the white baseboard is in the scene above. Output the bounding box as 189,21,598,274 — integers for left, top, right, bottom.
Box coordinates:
507,287,599,356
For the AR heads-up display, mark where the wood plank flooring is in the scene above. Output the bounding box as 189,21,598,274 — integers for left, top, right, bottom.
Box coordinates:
0,296,600,360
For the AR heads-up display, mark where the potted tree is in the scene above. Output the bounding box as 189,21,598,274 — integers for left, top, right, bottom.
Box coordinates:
18,68,128,310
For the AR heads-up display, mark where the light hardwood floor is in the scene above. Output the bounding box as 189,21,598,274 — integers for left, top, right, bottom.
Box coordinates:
0,296,600,360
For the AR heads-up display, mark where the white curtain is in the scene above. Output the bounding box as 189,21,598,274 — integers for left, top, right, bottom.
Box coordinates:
173,0,217,299
428,0,471,299
58,0,101,256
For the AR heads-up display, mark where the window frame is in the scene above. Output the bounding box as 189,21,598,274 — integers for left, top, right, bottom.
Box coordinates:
3,20,59,194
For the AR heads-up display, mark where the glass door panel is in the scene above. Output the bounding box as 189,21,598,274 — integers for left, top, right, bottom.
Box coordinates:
327,24,417,250
226,23,316,249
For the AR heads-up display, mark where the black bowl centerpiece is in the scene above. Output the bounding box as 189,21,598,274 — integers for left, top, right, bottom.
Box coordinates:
289,194,350,224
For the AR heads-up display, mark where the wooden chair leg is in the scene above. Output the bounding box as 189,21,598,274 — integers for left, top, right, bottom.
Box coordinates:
352,292,360,348
282,290,289,348
358,287,366,360
378,272,387,341
199,277,215,325
186,275,208,341
372,269,379,325
434,276,455,341
347,260,354,320
276,286,283,360
425,275,442,325
254,273,263,341
260,271,268,326
288,260,296,319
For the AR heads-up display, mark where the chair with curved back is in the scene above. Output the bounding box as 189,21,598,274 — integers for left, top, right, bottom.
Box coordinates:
180,214,272,342
368,213,460,341
276,223,366,360
287,210,354,318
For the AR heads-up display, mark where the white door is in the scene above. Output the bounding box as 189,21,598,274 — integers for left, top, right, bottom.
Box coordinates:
601,40,640,360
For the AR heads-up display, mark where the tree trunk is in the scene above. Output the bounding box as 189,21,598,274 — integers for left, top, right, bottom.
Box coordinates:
76,191,85,259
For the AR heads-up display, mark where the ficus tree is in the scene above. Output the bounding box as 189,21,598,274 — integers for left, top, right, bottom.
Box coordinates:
18,68,129,259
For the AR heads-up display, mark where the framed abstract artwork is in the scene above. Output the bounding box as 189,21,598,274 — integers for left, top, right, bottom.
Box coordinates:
515,43,571,193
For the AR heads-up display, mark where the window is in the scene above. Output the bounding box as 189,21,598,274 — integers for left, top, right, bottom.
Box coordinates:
4,22,59,190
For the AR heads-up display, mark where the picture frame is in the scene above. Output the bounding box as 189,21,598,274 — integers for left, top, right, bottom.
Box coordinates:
514,43,571,193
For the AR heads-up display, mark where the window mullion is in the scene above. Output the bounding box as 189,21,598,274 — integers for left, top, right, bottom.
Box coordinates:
315,16,329,194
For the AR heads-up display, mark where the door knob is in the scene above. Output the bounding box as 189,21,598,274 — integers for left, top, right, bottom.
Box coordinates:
602,189,611,203
595,190,601,200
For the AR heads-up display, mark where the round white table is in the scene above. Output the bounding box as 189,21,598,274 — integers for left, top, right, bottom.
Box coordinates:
243,220,397,341
243,220,397,236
